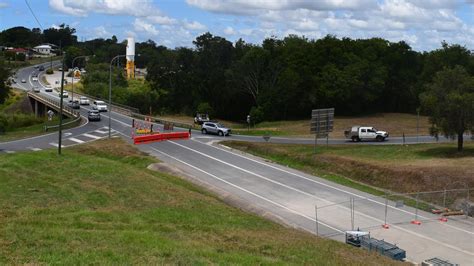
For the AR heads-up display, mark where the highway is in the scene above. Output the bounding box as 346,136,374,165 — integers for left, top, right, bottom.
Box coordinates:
2,63,473,264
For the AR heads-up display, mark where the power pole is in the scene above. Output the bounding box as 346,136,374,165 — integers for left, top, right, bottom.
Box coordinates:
58,52,66,155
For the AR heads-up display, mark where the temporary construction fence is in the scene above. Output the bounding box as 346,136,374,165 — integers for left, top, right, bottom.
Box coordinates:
313,188,472,238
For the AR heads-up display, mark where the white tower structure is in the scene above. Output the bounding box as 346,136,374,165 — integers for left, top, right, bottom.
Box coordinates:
126,37,135,79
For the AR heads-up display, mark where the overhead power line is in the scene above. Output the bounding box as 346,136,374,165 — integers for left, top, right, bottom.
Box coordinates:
25,0,44,31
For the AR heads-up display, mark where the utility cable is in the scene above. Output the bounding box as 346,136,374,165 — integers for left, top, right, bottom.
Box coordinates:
25,0,44,31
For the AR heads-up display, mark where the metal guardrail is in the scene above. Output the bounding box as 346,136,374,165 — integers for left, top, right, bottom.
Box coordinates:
44,115,82,131
27,92,84,131
27,91,80,118
64,90,139,116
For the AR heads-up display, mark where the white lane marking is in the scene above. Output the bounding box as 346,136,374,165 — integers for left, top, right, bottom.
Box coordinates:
168,140,474,256
49,142,63,147
68,137,85,144
82,133,102,140
149,146,344,235
64,132,72,137
4,150,15,154
29,147,42,151
94,129,108,134
204,140,474,236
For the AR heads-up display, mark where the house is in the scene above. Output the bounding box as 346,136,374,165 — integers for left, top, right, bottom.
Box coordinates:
33,44,52,55
5,47,33,60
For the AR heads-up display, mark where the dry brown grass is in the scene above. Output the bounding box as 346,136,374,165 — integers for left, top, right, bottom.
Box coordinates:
158,113,430,137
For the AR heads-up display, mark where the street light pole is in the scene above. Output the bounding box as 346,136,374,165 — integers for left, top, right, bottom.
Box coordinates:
71,55,88,102
109,55,126,138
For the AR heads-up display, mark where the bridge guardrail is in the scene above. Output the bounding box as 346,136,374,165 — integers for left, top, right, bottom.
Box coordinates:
62,89,139,116
27,91,80,119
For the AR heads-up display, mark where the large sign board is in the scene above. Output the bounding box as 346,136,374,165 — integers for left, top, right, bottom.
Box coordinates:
310,108,335,137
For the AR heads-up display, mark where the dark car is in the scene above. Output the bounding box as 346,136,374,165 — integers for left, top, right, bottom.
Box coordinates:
88,110,101,121
39,66,44,71
68,100,80,109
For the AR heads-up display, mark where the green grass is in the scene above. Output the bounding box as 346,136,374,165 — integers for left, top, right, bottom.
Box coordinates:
222,141,474,212
0,139,400,265
0,117,77,142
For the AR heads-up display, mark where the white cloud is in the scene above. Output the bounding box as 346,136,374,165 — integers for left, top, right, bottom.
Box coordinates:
0,2,8,8
148,15,177,25
224,26,236,35
182,20,207,31
49,0,87,16
93,26,111,38
134,18,159,36
187,0,377,15
49,0,157,17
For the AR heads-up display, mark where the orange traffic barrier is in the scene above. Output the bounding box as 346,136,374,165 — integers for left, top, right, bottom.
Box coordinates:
133,132,190,145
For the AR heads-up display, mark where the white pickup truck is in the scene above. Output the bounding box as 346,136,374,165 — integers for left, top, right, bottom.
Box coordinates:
345,126,389,142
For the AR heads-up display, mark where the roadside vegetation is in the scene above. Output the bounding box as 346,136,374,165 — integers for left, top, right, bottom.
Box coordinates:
0,88,75,142
0,139,400,265
222,141,474,209
159,113,430,137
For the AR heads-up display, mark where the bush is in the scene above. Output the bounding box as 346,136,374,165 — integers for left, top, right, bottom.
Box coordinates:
46,68,54,75
0,114,43,131
0,116,7,134
197,102,214,116
249,106,264,125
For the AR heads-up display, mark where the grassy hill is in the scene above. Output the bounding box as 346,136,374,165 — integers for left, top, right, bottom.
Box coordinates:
0,139,400,265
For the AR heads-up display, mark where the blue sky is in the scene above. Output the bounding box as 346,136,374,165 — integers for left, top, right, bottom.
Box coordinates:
1,0,473,51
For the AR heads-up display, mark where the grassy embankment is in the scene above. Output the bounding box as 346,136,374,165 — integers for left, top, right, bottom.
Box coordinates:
0,139,401,265
222,141,474,209
160,113,430,137
0,89,77,142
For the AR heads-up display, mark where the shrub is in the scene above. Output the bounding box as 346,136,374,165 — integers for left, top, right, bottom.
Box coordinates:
249,106,264,125
197,102,214,116
46,68,54,75
0,114,43,131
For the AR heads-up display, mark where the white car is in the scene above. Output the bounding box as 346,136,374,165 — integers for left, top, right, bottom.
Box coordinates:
59,91,69,98
44,85,53,92
32,86,40,93
79,96,90,105
32,77,38,82
93,100,108,112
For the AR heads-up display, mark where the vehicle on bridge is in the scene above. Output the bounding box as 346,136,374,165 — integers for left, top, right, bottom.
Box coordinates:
21,79,26,83
201,121,231,136
32,76,38,82
93,100,108,112
79,96,90,105
68,100,80,109
345,126,389,142
59,91,69,98
32,86,40,93
87,110,101,121
44,85,52,92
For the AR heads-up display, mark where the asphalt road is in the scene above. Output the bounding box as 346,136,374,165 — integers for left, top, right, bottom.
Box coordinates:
2,63,473,264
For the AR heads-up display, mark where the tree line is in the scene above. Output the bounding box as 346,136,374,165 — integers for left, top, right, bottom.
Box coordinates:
1,26,472,150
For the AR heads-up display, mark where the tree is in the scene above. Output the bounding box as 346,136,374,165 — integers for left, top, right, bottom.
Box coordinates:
420,66,474,151
0,59,10,104
43,24,77,48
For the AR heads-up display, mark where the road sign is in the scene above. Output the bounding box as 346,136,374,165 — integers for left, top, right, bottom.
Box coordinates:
310,108,334,136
